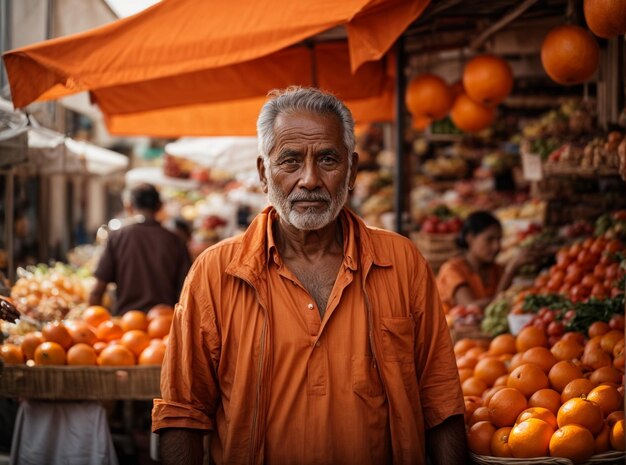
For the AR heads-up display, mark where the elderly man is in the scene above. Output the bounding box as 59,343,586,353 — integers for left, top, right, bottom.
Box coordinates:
153,87,466,465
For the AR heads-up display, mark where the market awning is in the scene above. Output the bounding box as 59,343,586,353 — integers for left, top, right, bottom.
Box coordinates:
3,0,429,136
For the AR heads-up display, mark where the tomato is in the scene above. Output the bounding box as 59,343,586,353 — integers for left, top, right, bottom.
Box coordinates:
581,274,599,288
594,264,607,279
590,239,606,256
582,237,594,250
611,287,624,298
565,265,583,285
559,283,572,295
609,314,625,330
422,219,438,233
570,284,589,302
533,318,547,331
436,221,451,234
606,263,620,280
556,249,572,268
547,321,565,336
606,240,624,254
590,283,608,300
542,310,557,324
568,243,582,258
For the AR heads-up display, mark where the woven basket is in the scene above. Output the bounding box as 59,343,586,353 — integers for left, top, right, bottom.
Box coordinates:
471,451,625,465
0,365,161,400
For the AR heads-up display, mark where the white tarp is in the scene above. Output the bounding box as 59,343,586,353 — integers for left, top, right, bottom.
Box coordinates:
165,137,259,176
0,99,128,175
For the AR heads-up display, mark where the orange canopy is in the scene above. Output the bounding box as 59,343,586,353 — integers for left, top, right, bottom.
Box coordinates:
3,0,429,136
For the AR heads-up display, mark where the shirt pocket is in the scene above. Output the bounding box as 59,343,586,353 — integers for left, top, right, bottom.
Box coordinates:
380,316,415,363
352,356,384,398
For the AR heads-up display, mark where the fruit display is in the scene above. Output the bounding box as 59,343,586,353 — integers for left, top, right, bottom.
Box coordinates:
7,263,94,323
545,132,623,172
458,317,625,462
0,305,172,367
422,156,468,180
419,205,463,235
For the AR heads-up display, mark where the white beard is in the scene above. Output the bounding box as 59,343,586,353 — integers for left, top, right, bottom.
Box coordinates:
267,173,349,231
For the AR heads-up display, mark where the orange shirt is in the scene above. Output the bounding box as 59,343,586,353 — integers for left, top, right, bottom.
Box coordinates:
153,207,464,465
436,256,504,310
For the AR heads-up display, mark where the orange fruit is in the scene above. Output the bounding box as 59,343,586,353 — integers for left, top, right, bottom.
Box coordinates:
0,344,24,364
516,407,558,430
138,340,166,365
483,386,506,406
488,387,528,427
120,330,151,357
95,320,124,343
584,0,626,39
582,348,612,370
614,339,625,358
507,363,549,398
120,310,148,332
41,321,73,350
462,377,488,397
406,74,454,120
450,92,495,133
561,378,596,404
551,339,584,362
465,346,486,359
557,397,604,435
549,361,584,392
607,411,625,427
541,24,600,85
549,424,595,463
66,343,98,365
508,418,553,458
20,332,44,361
463,54,513,107
490,426,512,457
93,341,108,355
34,341,66,365
464,396,483,424
457,356,478,370
587,384,623,417
610,419,625,451
601,331,624,354
494,375,508,387
588,321,610,339
467,420,496,455
469,406,491,426
516,326,548,353
522,347,557,374
459,368,474,384
489,334,516,356
508,352,525,372
584,335,604,355
147,315,173,339
67,321,98,346
146,304,174,323
528,389,562,415
589,366,623,385
474,358,508,387
97,345,135,366
82,305,111,329
595,423,611,454
561,332,586,346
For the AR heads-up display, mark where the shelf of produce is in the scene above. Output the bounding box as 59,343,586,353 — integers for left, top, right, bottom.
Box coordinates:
0,365,161,400
542,164,621,178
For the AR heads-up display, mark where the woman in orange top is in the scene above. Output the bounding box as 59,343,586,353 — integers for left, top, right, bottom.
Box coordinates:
437,211,525,310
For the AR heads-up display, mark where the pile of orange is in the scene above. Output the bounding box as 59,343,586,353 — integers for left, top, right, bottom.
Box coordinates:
459,324,625,463
0,304,173,367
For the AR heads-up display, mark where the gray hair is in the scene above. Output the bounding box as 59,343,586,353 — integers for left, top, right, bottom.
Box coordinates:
256,86,356,164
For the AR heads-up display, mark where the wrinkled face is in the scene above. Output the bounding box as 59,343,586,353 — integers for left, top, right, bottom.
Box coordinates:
258,111,357,231
467,224,502,263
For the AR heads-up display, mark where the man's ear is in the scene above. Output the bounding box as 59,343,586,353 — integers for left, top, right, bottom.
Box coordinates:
348,152,359,190
257,156,268,193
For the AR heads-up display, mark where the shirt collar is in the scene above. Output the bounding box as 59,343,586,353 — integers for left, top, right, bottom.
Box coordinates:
265,208,358,271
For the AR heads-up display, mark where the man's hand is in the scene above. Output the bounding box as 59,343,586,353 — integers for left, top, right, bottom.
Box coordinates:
426,414,468,465
159,428,205,465
0,299,20,322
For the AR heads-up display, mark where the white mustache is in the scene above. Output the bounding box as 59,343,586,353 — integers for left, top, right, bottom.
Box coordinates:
288,191,330,203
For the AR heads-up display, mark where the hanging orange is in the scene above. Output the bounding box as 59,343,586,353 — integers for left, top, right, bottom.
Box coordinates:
450,93,495,133
541,25,599,85
584,0,626,38
405,74,453,120
463,54,513,107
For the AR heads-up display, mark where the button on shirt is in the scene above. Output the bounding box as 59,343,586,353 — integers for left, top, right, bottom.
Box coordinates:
263,217,391,465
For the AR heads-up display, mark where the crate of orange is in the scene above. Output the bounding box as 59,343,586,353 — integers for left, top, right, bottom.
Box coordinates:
458,323,625,465
0,305,173,400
